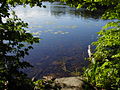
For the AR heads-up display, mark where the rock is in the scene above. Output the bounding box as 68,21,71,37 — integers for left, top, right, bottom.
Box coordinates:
55,77,95,90
43,75,56,81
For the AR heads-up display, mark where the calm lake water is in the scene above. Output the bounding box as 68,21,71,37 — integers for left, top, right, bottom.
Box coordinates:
14,2,110,78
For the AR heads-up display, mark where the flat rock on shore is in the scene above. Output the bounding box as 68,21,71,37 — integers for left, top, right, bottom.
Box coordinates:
55,77,95,90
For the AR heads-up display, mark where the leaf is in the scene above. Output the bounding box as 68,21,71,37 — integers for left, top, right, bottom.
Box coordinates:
77,4,82,9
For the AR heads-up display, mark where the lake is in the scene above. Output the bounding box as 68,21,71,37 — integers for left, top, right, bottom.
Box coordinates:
14,2,110,78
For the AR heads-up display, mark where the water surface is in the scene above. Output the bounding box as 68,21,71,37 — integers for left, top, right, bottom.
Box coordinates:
14,2,110,78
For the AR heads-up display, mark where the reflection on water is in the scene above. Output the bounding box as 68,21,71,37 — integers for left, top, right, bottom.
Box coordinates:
14,2,109,78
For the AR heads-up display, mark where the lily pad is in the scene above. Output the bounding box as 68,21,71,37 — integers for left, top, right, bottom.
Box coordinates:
52,31,69,34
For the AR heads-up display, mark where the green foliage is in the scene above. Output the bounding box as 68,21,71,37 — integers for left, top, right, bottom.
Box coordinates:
0,14,39,89
88,22,120,89
0,0,40,89
84,58,120,89
80,0,120,90
34,79,61,90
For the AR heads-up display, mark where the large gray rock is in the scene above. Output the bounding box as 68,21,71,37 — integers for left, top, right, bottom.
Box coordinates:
55,77,94,90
